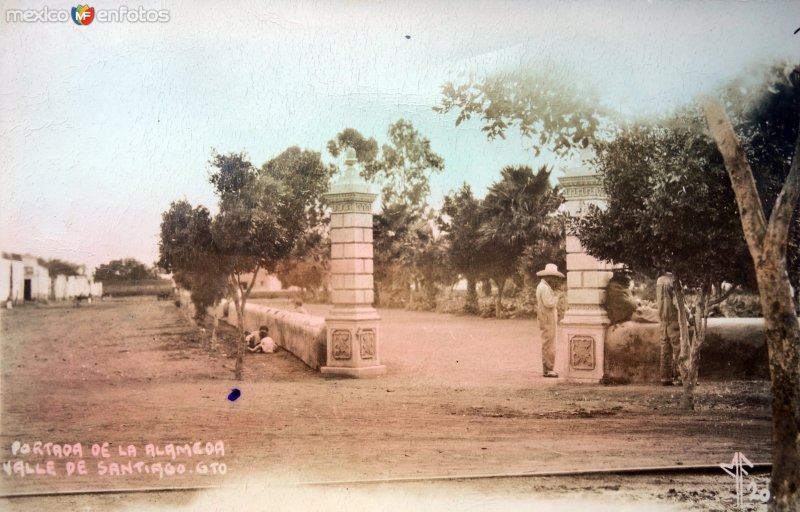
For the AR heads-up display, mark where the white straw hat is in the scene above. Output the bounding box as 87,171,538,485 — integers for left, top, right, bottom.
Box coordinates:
536,263,565,278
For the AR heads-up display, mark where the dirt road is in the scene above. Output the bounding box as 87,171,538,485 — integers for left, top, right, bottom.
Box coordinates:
0,298,773,510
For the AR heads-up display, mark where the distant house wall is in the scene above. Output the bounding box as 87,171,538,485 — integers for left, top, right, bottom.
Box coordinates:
0,258,11,301
10,260,24,303
36,271,50,299
19,255,51,300
67,275,91,298
52,275,68,300
1,254,47,303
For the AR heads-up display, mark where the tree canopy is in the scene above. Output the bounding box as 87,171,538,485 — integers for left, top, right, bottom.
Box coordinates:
575,120,750,289
435,71,604,158
45,258,81,277
478,165,562,316
439,184,485,312
159,200,228,317
159,147,330,379
94,258,155,283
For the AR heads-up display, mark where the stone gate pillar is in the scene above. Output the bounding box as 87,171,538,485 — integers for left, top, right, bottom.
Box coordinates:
555,150,616,382
321,148,386,377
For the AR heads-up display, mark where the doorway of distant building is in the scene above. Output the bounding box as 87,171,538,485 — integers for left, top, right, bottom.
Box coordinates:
24,279,32,300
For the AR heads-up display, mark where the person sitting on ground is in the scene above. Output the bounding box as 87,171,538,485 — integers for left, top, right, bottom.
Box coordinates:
293,299,309,315
605,270,660,325
246,325,275,353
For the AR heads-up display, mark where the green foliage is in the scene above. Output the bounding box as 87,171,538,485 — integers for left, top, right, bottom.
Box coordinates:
94,258,155,283
327,128,380,172
574,120,751,289
479,165,563,315
366,119,445,215
372,202,419,306
161,148,331,379
275,229,330,301
328,121,443,215
723,63,800,294
208,148,330,278
439,184,485,312
439,184,484,280
518,217,567,281
45,258,81,277
434,72,603,157
159,200,228,315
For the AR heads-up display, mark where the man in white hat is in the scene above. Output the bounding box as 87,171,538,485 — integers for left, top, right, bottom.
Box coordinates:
536,263,565,378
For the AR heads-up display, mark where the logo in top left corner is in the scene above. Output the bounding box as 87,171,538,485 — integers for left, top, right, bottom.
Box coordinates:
71,5,95,25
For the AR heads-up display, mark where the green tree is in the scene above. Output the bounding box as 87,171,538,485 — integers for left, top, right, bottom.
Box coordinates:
211,148,329,379
327,127,380,176
275,230,330,301
94,258,154,283
45,258,81,277
479,165,562,318
160,148,329,380
404,215,456,310
723,64,800,303
575,119,749,410
701,65,800,511
371,202,416,306
434,72,603,158
439,184,485,313
158,201,229,338
366,119,445,216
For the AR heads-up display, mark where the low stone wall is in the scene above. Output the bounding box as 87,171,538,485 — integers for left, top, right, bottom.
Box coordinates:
175,292,327,370
604,318,770,383
220,299,327,370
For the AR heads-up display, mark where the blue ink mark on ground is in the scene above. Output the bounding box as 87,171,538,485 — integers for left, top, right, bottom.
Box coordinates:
228,388,241,402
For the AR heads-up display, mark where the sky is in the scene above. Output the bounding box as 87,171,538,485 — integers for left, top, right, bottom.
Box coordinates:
1,0,798,272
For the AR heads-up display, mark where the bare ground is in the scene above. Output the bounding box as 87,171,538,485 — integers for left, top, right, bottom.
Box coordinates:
0,298,774,510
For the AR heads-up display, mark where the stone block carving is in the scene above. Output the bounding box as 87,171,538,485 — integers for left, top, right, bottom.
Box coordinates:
359,329,375,359
570,335,595,370
331,201,372,213
332,330,352,360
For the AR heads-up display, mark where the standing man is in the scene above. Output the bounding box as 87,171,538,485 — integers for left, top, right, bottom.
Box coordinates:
536,263,565,378
656,272,681,385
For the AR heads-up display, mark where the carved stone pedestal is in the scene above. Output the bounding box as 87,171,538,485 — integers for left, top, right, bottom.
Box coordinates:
323,310,384,377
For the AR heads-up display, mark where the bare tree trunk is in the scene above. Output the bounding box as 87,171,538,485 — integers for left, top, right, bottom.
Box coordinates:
678,285,710,410
465,276,478,314
703,96,800,511
673,283,693,409
210,312,219,352
233,296,245,380
494,277,505,319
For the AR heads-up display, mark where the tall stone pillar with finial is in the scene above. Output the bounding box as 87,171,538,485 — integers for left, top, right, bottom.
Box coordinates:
321,148,386,377
555,148,618,382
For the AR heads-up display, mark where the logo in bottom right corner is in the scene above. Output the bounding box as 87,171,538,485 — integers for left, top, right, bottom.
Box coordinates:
719,452,770,509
